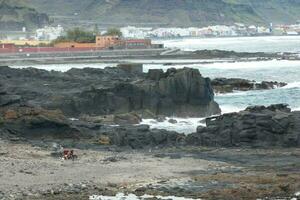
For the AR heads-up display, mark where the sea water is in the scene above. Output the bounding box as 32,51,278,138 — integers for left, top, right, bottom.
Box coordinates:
157,35,300,53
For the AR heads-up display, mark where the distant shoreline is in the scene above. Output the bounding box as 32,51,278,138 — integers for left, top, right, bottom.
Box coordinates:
0,49,299,66
152,34,300,41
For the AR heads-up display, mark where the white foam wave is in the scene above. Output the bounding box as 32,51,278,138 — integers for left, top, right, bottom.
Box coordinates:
220,105,244,114
292,107,300,111
283,82,300,89
160,36,300,53
141,117,205,134
215,91,251,97
12,63,116,72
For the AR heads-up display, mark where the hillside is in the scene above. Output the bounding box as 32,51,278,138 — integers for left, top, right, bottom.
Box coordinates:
0,0,49,31
23,0,300,27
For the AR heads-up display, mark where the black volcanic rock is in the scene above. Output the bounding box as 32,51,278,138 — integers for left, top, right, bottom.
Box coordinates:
0,106,83,139
98,125,184,149
0,65,220,118
0,83,21,106
64,67,220,117
212,78,287,93
187,104,300,147
147,69,165,81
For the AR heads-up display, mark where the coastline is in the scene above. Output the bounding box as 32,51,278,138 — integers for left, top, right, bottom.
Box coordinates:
0,37,300,200
0,49,299,67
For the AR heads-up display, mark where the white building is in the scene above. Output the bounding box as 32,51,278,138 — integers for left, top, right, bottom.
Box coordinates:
120,26,152,38
257,26,271,34
36,25,64,41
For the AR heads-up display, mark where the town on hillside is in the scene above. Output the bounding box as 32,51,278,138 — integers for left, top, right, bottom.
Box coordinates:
0,22,300,54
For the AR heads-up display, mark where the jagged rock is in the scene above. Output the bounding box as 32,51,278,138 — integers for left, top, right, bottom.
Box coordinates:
56,67,220,117
147,69,165,81
0,83,6,95
81,113,142,125
187,104,300,147
116,63,143,75
113,113,141,125
168,119,178,124
0,94,21,106
0,66,220,118
138,68,221,117
212,78,287,93
0,83,21,106
193,50,276,59
99,125,184,149
0,106,83,139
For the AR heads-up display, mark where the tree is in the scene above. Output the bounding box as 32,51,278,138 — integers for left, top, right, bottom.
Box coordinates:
104,28,122,37
53,27,96,43
93,24,99,35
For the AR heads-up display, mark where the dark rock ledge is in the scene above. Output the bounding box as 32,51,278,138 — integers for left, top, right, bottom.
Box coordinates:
211,78,287,93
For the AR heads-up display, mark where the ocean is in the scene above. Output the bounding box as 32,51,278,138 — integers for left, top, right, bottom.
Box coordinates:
12,36,300,134
158,35,300,53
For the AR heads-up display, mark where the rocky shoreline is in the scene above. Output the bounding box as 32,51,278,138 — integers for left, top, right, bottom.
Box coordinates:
1,65,296,149
0,63,299,199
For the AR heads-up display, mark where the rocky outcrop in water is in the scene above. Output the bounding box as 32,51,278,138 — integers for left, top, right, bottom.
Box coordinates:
0,65,220,118
187,104,300,147
193,50,277,59
211,78,287,93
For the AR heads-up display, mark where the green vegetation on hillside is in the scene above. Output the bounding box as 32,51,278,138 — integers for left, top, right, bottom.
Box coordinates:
104,28,122,37
53,28,95,43
23,0,300,27
0,0,49,31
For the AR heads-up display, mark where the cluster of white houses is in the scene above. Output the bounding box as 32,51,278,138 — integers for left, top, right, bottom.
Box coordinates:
121,23,300,38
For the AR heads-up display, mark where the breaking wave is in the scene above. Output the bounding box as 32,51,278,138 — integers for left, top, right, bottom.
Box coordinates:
141,117,205,134
283,82,300,89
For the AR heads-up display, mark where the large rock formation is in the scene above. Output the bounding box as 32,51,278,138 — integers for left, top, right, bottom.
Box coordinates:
0,106,83,139
0,65,220,118
0,83,81,140
68,67,220,117
143,68,220,117
187,104,300,147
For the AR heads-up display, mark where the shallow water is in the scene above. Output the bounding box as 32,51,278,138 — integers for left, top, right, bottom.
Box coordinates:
141,117,205,134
